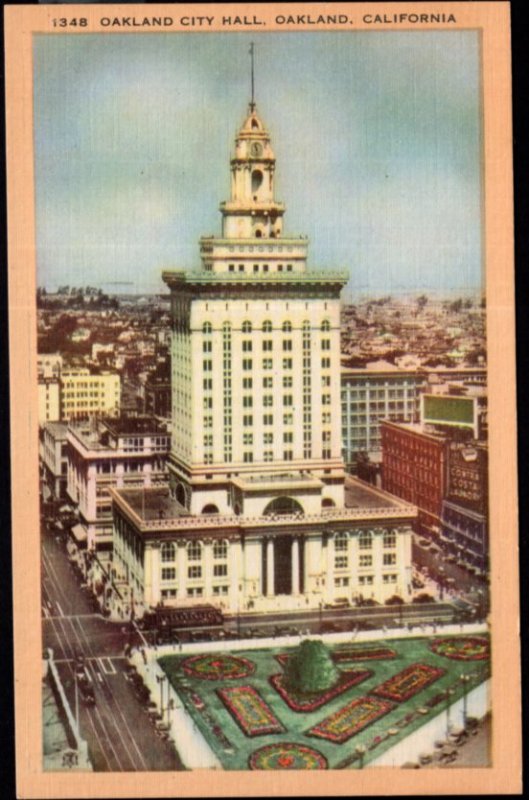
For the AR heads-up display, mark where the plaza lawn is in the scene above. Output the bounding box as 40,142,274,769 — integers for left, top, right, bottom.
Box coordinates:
158,635,490,770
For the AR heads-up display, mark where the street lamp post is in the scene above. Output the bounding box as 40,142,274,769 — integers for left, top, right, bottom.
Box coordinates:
74,671,79,733
460,674,470,728
355,744,366,769
445,687,455,738
156,674,166,719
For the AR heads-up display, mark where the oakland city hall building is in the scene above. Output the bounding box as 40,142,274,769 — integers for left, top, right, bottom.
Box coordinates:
111,102,416,614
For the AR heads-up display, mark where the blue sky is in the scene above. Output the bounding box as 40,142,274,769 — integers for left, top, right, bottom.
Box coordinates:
33,31,482,296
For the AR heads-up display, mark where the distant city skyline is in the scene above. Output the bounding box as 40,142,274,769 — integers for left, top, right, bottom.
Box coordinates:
34,31,483,296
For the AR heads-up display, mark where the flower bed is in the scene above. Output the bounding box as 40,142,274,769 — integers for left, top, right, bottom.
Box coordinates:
217,686,285,737
430,637,489,661
333,647,397,662
270,669,371,712
371,663,445,703
307,696,395,744
181,653,255,681
249,742,328,770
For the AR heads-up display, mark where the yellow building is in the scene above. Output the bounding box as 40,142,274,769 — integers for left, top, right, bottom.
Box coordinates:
60,368,120,421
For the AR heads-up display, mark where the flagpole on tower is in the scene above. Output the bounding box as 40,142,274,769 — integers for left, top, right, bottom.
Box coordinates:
249,42,255,110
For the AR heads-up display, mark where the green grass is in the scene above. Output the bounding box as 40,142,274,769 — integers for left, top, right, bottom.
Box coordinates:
158,635,490,770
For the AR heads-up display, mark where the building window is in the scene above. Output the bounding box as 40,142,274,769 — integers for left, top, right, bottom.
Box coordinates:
263,359,273,370
187,541,202,561
243,415,253,426
283,376,293,388
213,540,228,559
283,395,293,407
263,414,273,425
212,586,229,596
263,340,273,351
243,433,253,446
203,341,212,353
213,564,228,577
203,434,213,447
243,377,253,389
382,574,398,584
203,378,213,391
283,432,293,443
283,413,293,425
242,321,252,333
359,531,372,549
383,553,397,566
321,319,331,331
322,357,331,369
242,359,253,371
322,375,331,387
243,396,253,408
202,322,212,334
243,452,253,463
263,432,273,444
283,358,293,370
383,530,397,548
263,395,273,407
203,397,213,409
242,340,253,352
264,450,273,462
262,320,272,332
359,555,373,567
263,377,273,388
161,543,176,562
161,567,176,581
359,575,374,586
203,359,213,372
282,340,293,351
321,339,331,350
188,565,202,580
282,321,292,332
322,394,331,405
187,587,203,597
283,450,293,461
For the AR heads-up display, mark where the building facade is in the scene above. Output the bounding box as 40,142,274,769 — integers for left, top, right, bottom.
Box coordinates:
39,422,69,501
60,368,121,421
112,101,416,613
341,366,424,468
381,420,448,537
67,417,170,550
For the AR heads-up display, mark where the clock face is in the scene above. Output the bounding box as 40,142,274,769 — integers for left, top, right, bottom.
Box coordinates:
250,142,262,158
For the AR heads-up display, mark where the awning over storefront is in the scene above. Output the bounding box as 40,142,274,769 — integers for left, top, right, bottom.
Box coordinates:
71,524,87,543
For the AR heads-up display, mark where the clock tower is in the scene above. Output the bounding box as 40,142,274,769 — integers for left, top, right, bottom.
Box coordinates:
219,105,285,242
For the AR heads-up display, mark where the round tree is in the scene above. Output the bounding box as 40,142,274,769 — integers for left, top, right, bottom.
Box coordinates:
284,640,339,694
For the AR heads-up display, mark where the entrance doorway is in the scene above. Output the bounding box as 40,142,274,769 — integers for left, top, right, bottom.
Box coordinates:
274,536,292,595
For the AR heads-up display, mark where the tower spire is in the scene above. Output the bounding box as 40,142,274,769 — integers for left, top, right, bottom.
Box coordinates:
249,42,255,111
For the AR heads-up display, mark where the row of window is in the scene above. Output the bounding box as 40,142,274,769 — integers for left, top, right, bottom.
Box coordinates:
161,564,228,581
202,320,331,334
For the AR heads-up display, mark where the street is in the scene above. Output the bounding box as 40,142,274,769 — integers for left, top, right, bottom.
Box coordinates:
42,529,184,771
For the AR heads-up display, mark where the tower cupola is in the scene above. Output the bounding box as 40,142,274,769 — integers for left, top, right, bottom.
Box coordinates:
219,103,285,240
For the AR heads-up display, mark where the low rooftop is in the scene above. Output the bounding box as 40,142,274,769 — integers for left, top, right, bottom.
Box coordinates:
111,476,415,530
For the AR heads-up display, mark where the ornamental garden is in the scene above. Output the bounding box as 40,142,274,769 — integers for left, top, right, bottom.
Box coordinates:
158,635,490,770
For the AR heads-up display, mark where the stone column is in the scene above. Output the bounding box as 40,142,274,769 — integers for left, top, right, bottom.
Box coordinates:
326,534,334,603
266,538,275,597
177,542,186,600
291,538,300,596
229,539,241,612
204,540,213,599
148,542,161,606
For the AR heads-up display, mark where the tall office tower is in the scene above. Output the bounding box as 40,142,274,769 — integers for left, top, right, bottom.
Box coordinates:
163,103,349,517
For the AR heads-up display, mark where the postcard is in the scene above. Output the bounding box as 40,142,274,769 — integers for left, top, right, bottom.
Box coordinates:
5,2,521,797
